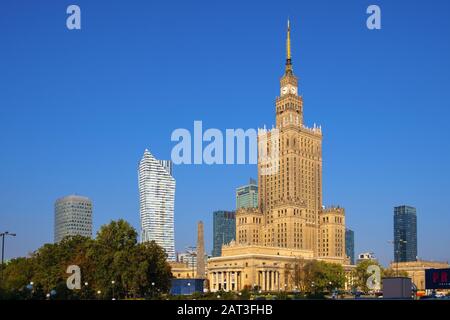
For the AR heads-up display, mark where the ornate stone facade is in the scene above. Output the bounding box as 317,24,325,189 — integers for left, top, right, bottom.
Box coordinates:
207,21,351,292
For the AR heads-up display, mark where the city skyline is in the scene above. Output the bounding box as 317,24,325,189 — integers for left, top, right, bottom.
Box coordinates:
1,0,450,266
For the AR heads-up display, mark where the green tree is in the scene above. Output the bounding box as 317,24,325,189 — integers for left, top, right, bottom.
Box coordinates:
91,219,138,299
285,259,345,294
1,219,173,300
382,267,408,278
353,259,383,293
91,219,172,299
31,235,94,298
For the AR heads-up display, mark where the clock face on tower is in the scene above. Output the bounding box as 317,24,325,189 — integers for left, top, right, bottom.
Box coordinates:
290,86,297,95
281,86,288,95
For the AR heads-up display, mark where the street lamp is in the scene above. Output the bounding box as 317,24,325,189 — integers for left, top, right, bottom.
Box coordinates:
388,239,407,276
111,280,116,300
0,231,16,282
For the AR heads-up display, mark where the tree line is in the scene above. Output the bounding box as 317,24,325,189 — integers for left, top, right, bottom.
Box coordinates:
0,220,172,300
0,218,407,300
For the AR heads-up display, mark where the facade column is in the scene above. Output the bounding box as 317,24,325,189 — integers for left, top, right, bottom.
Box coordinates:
270,271,273,291
237,272,240,291
223,271,227,291
217,272,220,291
264,271,267,291
269,271,273,291
274,271,277,291
231,271,235,291
270,271,274,291
277,271,280,291
261,270,266,290
258,271,261,289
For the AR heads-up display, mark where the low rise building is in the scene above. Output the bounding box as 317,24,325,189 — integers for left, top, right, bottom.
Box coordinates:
389,260,449,290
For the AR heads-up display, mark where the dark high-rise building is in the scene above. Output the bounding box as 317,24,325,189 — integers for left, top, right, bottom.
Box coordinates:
212,210,236,257
345,228,355,265
394,205,417,262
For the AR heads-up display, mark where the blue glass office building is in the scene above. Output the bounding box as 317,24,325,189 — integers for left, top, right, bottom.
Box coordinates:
212,210,236,257
345,228,355,265
394,205,417,262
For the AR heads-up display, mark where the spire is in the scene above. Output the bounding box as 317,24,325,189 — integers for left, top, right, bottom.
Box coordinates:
286,19,291,62
285,19,293,74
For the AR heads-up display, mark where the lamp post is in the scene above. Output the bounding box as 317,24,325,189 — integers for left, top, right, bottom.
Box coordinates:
1,231,16,283
396,240,407,276
27,281,34,299
388,239,407,276
111,280,115,300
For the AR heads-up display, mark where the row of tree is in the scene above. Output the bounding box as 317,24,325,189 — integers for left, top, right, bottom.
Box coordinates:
284,258,407,295
285,259,346,294
0,220,172,300
0,219,407,299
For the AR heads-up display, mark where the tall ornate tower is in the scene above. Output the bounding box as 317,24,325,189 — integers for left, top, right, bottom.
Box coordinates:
257,21,323,255
209,21,349,293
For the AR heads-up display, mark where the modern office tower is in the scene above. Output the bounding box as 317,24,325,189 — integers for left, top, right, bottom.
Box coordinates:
394,205,417,263
345,228,355,265
236,178,258,209
212,210,236,257
54,195,93,243
196,221,205,278
138,149,176,261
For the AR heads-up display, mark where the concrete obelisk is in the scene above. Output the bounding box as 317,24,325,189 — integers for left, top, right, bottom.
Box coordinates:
196,221,205,278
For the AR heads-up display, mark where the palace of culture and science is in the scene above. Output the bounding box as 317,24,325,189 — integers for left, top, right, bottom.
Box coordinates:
207,22,353,292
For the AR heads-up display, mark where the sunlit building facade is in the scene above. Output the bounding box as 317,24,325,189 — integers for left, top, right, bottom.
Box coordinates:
138,149,176,261
207,21,352,292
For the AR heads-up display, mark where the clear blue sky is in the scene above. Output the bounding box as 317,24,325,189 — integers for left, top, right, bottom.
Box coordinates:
1,0,449,267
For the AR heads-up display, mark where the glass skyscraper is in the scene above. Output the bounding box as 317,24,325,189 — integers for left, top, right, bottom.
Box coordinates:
345,228,355,265
139,149,176,261
236,178,258,209
212,210,236,257
54,195,92,243
394,205,417,263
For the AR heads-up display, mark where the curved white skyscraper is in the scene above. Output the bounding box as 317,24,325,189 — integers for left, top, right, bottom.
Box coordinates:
138,149,175,261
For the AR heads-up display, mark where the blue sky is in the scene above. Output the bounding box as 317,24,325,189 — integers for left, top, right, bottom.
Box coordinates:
1,0,449,267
